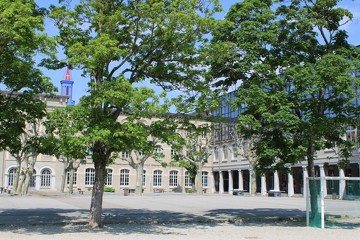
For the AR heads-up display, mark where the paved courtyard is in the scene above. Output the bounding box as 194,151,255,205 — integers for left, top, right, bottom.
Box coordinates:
0,191,359,239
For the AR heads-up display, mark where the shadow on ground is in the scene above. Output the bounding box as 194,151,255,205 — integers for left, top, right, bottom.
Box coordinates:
0,207,358,236
0,207,308,236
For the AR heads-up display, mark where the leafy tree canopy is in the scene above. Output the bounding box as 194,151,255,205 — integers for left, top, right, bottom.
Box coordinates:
210,0,360,174
0,0,56,149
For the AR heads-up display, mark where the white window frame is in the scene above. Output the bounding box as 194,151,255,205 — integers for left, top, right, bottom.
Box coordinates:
120,169,130,186
185,171,192,187
85,168,95,185
169,170,178,187
41,169,51,187
202,171,208,188
8,167,16,186
122,151,130,159
106,168,113,186
153,170,162,187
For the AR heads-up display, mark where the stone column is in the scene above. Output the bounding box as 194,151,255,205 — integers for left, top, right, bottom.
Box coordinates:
228,170,233,194
273,170,280,191
261,175,267,196
4,173,9,188
182,168,186,193
51,174,56,191
238,170,243,191
35,174,41,190
210,171,215,193
219,171,224,194
302,166,308,198
287,170,294,197
319,164,327,197
249,168,253,195
339,168,346,200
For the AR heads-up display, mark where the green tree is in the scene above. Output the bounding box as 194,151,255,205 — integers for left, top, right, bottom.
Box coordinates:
6,118,48,195
172,122,213,194
210,0,360,223
48,0,220,227
121,116,180,195
45,106,88,194
0,0,55,149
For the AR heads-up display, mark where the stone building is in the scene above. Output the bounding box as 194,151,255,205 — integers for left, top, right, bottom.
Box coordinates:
1,68,359,197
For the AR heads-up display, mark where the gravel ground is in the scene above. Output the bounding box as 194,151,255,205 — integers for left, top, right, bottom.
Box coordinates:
1,191,359,239
0,222,359,240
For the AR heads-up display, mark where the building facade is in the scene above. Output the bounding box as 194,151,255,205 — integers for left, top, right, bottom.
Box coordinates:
1,68,359,197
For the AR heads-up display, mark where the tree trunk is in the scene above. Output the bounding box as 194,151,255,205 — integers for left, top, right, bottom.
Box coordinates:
250,169,257,196
307,143,320,225
13,166,20,191
17,170,25,194
89,156,106,228
22,166,34,195
249,159,257,196
135,163,144,195
60,161,67,193
13,158,21,191
196,164,203,195
69,167,75,194
23,156,36,195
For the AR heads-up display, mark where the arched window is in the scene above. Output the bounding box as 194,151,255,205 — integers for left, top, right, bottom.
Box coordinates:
120,169,130,186
41,169,51,187
8,168,17,186
153,170,162,187
106,169,113,186
169,170,178,187
185,171,192,187
202,171,209,187
85,168,95,185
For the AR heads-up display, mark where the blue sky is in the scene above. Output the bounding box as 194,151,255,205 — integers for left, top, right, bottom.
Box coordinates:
36,0,360,104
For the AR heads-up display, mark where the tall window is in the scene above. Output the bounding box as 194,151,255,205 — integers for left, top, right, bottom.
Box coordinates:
214,147,219,161
155,147,163,161
120,169,130,186
202,171,208,187
122,151,129,159
171,148,178,160
232,144,238,159
153,170,162,187
143,170,146,187
8,168,16,186
169,170,178,187
106,169,113,186
222,145,228,160
201,131,206,139
346,126,357,142
41,169,51,187
66,169,77,185
185,171,192,187
85,168,95,185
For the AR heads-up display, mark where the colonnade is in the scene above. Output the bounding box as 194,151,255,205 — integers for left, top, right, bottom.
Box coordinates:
214,163,360,197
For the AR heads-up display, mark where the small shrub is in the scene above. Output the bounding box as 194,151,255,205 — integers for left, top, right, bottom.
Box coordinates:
186,188,194,193
104,185,115,192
